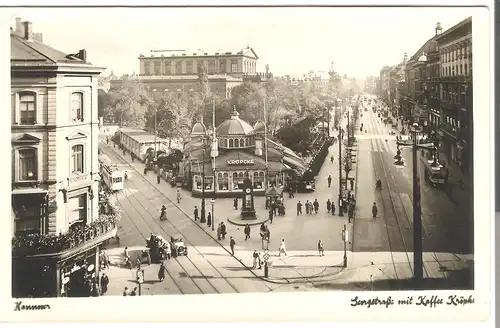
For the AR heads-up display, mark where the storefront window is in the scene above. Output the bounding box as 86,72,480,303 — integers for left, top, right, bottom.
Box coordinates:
194,175,202,190
268,173,277,188
218,173,229,190
253,171,264,189
204,177,214,190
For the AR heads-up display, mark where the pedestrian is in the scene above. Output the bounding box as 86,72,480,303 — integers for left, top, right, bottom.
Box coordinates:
326,199,331,213
124,171,128,182
194,206,199,221
269,208,274,224
305,200,310,214
331,202,336,215
229,237,236,256
136,255,142,269
100,273,109,295
123,287,129,296
252,250,259,269
143,167,147,175
158,261,166,282
278,239,287,256
296,201,302,215
217,223,222,240
318,240,324,256
157,174,161,184
265,198,270,209
350,179,354,190
176,189,181,203
130,287,138,296
328,174,332,188
165,242,172,260
234,197,238,210
220,222,227,239
244,224,251,240
265,225,271,243
330,155,334,163
313,199,319,214
207,212,212,227
372,202,378,219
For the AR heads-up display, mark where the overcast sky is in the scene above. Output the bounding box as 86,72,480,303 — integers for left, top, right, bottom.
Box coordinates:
9,7,475,78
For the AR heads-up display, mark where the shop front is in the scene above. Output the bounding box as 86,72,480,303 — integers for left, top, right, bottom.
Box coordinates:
12,225,117,298
190,151,285,198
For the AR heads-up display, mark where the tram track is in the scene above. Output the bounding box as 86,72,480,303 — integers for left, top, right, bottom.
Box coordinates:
101,145,246,294
368,107,447,280
366,109,413,281
100,141,331,288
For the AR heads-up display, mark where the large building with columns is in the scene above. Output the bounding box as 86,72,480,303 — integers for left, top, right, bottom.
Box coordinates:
110,46,263,98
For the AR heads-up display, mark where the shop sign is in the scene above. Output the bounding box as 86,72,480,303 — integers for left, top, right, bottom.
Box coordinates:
227,159,255,165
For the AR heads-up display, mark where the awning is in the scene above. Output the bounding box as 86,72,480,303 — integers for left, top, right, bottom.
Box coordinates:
283,156,307,172
12,188,48,195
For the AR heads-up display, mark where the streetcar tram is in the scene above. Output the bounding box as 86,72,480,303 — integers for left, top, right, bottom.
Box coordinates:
421,157,446,186
99,153,125,192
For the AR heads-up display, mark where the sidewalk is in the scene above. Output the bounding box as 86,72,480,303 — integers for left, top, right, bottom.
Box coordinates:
439,150,472,219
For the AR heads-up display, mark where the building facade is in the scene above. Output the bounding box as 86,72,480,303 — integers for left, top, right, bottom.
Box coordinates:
383,17,472,172
110,47,262,98
434,17,472,170
182,111,308,198
11,19,113,298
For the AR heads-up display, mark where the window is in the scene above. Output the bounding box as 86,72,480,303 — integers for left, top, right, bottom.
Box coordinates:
464,63,468,75
71,92,83,122
208,60,216,74
194,175,202,190
232,172,239,190
68,194,87,227
234,139,239,147
229,139,234,147
220,60,226,73
154,62,161,75
19,93,36,124
231,61,238,73
240,138,244,147
218,173,229,190
186,61,193,74
175,62,182,75
19,148,37,181
144,62,151,75
71,145,84,174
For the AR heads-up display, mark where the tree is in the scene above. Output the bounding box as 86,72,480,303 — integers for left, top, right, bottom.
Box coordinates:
105,80,153,127
97,89,114,120
342,148,352,179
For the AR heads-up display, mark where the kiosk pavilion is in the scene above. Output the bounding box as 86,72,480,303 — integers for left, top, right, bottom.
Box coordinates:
181,110,308,197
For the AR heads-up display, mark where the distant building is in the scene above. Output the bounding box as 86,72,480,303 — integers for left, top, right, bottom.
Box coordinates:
110,46,265,98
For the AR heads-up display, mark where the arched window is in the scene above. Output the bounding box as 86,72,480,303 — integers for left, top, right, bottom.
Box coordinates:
229,139,234,147
240,138,244,147
19,92,37,125
238,172,244,179
71,145,84,174
71,92,84,122
18,148,37,181
464,63,468,75
234,139,239,147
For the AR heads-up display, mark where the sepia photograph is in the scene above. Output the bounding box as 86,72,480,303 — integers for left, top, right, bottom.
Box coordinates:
2,2,493,323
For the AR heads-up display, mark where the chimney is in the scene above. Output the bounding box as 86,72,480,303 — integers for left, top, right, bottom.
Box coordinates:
77,49,87,61
435,22,443,35
15,17,22,33
23,21,33,41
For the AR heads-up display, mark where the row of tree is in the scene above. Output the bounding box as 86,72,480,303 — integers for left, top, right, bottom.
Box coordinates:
98,64,361,149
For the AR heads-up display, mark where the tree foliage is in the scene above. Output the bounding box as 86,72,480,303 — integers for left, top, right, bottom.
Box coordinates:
102,79,153,127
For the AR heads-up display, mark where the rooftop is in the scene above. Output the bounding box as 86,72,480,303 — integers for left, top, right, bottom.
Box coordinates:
111,74,243,82
140,46,259,60
216,110,255,136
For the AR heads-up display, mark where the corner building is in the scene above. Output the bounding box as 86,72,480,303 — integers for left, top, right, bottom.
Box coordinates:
182,111,308,197
11,19,112,297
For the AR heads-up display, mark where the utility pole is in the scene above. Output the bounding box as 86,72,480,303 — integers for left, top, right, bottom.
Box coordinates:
338,127,343,217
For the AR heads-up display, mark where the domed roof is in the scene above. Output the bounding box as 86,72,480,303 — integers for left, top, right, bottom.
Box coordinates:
254,120,266,133
216,110,254,136
191,122,207,135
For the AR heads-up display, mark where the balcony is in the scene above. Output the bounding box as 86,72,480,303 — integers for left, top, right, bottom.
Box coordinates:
12,199,120,259
439,122,459,139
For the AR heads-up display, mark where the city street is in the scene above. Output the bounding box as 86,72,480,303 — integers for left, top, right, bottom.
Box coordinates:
352,99,473,280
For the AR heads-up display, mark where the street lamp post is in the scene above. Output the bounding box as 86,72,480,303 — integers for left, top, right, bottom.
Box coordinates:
200,139,206,224
210,198,215,231
395,122,437,285
342,223,348,267
338,128,344,217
